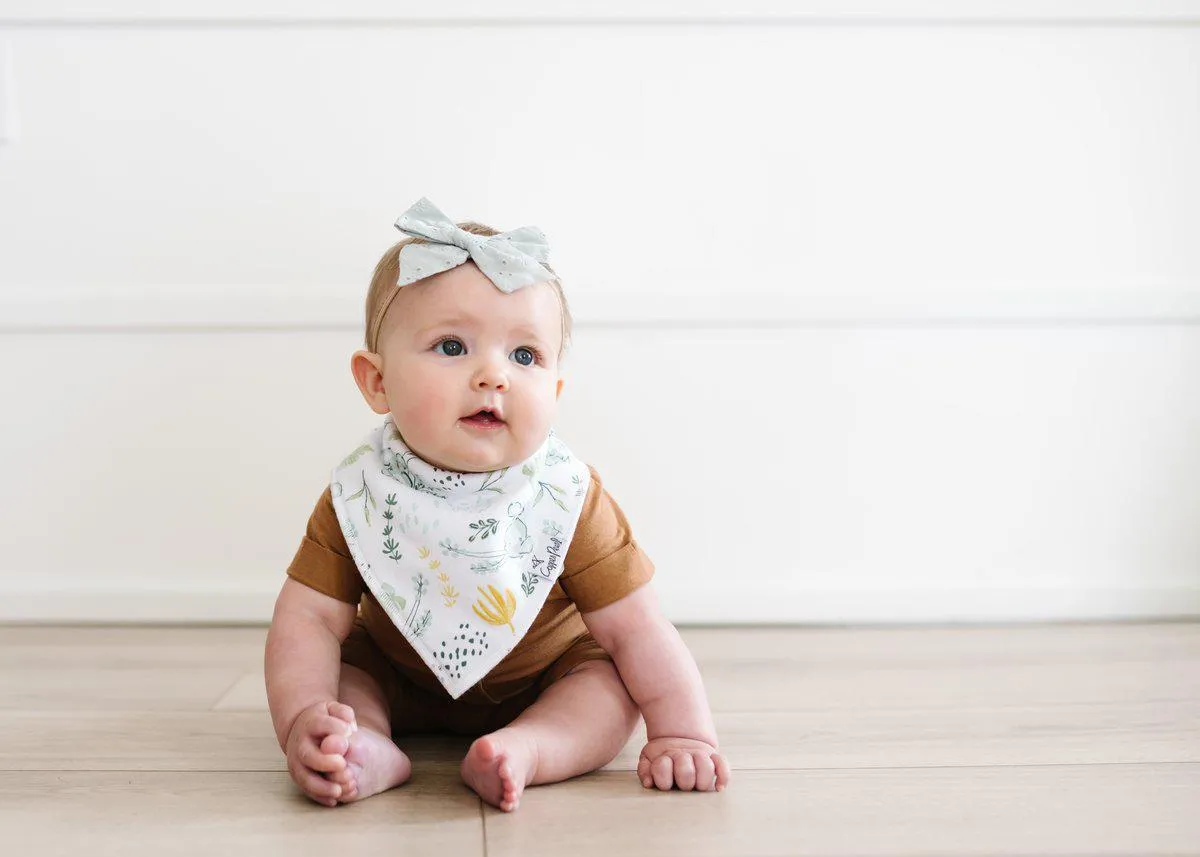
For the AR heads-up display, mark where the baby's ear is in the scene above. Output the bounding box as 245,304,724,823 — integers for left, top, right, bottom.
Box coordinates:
350,350,390,415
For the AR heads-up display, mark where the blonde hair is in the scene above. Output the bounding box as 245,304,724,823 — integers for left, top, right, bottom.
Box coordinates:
364,221,572,357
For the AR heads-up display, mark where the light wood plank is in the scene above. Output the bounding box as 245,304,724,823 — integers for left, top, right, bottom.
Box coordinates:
0,711,475,772
0,666,251,711
0,711,283,772
600,701,1200,771
684,624,1200,712
696,659,1200,711
484,766,1200,857
5,696,1196,773
678,623,1200,667
0,769,484,856
0,626,269,669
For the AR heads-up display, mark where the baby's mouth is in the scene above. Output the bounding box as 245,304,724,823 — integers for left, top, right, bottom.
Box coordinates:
461,409,505,427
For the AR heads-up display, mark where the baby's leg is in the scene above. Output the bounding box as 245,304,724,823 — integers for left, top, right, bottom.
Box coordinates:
321,663,413,803
461,660,638,812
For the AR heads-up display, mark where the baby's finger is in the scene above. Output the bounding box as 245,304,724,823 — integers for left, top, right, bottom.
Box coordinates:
319,732,350,757
297,737,346,774
289,761,342,806
327,702,358,731
713,753,732,791
309,714,354,741
670,751,696,791
637,754,653,788
650,754,675,791
693,753,717,792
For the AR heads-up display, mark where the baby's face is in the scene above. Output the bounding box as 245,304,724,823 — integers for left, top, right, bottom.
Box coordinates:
374,262,564,473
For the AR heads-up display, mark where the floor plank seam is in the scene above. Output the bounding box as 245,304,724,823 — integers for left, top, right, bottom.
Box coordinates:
480,798,489,857
207,673,252,711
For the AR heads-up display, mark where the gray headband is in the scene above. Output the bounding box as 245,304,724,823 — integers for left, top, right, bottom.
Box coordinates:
368,197,558,350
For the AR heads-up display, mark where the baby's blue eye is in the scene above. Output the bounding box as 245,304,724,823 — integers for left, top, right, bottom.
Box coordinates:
510,347,535,366
435,339,465,357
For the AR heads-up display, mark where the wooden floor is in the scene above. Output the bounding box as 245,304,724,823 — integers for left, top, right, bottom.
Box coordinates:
1,623,1198,855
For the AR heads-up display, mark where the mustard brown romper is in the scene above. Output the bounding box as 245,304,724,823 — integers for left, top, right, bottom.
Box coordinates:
286,466,654,737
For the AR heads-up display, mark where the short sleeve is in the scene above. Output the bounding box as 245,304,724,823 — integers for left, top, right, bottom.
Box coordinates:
285,485,364,605
559,466,655,613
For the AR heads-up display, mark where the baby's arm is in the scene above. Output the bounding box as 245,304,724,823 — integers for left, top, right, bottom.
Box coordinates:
582,582,731,792
264,578,359,805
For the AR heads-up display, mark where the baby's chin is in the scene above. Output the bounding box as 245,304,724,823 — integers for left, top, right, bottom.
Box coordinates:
391,416,550,473
424,438,542,475
452,446,538,474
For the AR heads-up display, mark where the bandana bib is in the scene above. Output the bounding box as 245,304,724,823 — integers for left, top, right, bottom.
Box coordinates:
328,417,590,699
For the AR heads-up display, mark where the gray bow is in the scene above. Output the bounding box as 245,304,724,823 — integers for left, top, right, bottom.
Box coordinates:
393,197,556,293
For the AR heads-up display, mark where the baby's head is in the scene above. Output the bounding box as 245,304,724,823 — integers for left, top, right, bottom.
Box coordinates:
351,221,573,474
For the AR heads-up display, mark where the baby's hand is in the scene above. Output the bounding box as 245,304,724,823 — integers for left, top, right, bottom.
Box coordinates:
638,737,731,792
284,701,358,807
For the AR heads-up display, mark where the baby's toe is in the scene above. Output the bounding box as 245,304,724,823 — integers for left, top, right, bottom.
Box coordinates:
498,760,522,810
331,772,357,796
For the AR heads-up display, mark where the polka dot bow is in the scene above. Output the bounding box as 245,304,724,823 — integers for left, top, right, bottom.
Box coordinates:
393,197,557,293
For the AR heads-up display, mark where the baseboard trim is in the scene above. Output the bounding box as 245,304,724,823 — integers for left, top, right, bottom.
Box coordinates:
2,585,1197,625
4,1,1200,26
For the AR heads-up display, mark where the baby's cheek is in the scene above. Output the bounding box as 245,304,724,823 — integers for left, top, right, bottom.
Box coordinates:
525,389,559,435
538,385,560,418
391,382,450,433
422,388,455,419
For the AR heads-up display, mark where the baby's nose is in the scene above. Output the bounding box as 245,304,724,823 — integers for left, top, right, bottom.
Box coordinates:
473,361,509,391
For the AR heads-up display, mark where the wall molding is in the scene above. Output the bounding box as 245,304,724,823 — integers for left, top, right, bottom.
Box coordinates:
3,285,1200,331
3,1,1200,26
1,583,1197,624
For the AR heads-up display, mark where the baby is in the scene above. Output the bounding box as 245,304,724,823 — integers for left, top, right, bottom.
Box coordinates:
264,197,730,812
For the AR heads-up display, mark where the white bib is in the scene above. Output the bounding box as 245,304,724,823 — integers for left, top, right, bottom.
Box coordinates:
329,416,590,699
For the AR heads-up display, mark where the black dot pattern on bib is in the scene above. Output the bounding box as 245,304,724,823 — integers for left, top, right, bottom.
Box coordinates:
435,623,490,681
431,468,467,490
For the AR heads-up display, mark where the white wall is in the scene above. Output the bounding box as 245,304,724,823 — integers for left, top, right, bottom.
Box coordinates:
1,2,1199,623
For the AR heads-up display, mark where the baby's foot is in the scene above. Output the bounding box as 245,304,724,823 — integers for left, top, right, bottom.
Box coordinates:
321,726,412,803
460,731,538,812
